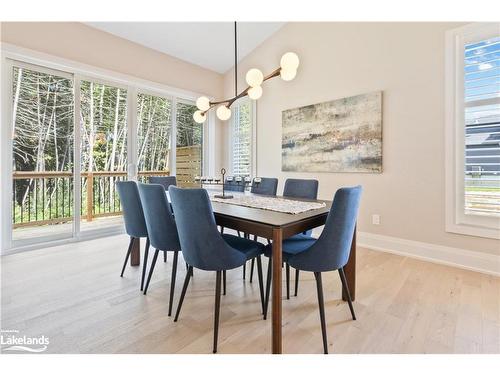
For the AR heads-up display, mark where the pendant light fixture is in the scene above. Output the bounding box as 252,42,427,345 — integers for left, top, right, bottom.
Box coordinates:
193,22,299,123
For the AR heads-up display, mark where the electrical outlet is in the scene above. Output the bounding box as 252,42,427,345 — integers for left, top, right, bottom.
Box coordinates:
372,214,380,225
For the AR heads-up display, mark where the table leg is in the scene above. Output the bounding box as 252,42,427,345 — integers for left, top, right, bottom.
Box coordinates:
342,225,356,301
130,237,141,267
272,227,283,354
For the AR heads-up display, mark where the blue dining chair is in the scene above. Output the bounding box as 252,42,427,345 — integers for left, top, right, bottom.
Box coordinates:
150,175,177,190
263,186,362,354
149,176,177,262
116,181,150,292
283,178,319,297
246,177,279,282
137,183,182,316
168,186,266,353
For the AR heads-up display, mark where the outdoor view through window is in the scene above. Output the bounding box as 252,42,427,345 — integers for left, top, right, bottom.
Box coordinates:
464,36,500,217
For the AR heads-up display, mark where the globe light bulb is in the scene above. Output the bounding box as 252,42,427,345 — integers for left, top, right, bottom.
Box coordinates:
216,105,231,121
245,68,264,87
248,85,263,100
280,68,297,81
196,96,210,111
280,52,300,71
193,110,206,123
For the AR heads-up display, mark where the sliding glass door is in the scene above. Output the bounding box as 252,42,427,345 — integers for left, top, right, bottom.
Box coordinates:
11,63,75,243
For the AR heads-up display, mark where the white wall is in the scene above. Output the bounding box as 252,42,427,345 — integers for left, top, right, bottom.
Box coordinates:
223,22,500,258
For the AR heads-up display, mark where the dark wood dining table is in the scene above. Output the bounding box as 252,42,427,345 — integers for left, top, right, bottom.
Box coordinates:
130,193,357,354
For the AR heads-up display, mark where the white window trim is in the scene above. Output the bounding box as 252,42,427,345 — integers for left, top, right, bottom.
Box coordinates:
445,22,500,240
1,43,214,253
228,97,257,177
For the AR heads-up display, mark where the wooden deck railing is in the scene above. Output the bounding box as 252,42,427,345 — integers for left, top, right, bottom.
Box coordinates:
12,170,169,228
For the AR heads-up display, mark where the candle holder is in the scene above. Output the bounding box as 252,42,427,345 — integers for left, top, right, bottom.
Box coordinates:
214,168,233,199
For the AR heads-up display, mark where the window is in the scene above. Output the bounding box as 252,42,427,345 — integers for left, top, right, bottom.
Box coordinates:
230,98,254,177
445,23,500,239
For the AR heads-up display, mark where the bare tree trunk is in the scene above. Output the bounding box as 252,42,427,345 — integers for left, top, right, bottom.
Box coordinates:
11,68,22,138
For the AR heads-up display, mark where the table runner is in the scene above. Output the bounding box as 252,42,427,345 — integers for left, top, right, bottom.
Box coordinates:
210,194,326,215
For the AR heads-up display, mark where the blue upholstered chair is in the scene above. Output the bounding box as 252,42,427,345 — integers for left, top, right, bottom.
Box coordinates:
264,186,362,354
282,178,319,297
149,176,177,262
137,183,182,316
246,177,279,282
224,177,246,192
116,181,150,291
169,186,266,353
149,176,177,191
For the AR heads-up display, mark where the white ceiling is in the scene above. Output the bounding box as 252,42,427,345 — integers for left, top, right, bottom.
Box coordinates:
85,22,285,74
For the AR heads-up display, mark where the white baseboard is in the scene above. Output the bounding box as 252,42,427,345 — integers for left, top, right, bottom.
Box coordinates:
357,231,500,277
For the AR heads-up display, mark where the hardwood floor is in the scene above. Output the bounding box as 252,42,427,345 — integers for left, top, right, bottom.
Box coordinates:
1,234,499,354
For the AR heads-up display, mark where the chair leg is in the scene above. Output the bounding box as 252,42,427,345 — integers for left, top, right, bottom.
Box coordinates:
174,266,193,322
140,238,150,291
120,237,134,277
256,256,265,314
243,262,246,280
263,260,272,320
143,249,159,295
339,268,356,320
168,251,179,316
294,269,300,297
223,270,226,296
213,270,222,353
249,258,255,283
237,231,241,237
314,272,328,354
220,227,224,234
164,251,167,263
286,263,290,300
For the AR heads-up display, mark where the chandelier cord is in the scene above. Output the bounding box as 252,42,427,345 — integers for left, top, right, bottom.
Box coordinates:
234,21,237,98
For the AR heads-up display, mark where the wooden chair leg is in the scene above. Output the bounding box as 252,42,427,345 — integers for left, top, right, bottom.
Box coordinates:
164,251,167,263
314,272,328,354
256,256,265,314
249,258,255,283
339,267,356,320
143,249,159,295
213,270,222,353
140,238,150,291
286,263,290,300
294,269,300,297
174,266,193,322
168,251,179,316
120,237,134,277
223,270,226,296
263,260,272,320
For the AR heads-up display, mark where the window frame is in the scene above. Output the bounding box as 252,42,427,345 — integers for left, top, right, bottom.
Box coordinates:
445,22,500,239
228,97,257,177
1,43,214,252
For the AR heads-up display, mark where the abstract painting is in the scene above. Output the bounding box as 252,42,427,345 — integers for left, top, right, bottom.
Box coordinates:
282,91,382,173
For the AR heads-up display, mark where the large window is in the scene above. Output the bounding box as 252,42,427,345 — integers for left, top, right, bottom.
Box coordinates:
445,23,500,239
230,98,254,177
2,47,210,251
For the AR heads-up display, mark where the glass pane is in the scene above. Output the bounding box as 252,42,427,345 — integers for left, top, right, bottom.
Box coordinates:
175,101,203,187
80,81,127,231
464,37,500,217
11,66,74,242
232,100,252,176
137,93,172,182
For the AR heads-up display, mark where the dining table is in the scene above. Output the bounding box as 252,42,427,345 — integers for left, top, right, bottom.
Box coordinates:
129,189,357,354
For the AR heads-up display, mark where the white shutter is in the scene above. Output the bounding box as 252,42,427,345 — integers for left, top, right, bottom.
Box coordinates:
231,99,252,176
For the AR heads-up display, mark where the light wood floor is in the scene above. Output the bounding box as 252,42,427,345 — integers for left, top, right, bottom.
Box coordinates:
1,234,499,354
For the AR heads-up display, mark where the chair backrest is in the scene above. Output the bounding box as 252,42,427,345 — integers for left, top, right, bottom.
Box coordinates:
116,181,148,238
224,178,246,192
137,183,181,252
283,178,319,200
168,186,246,271
149,176,177,191
250,177,278,196
288,186,362,272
